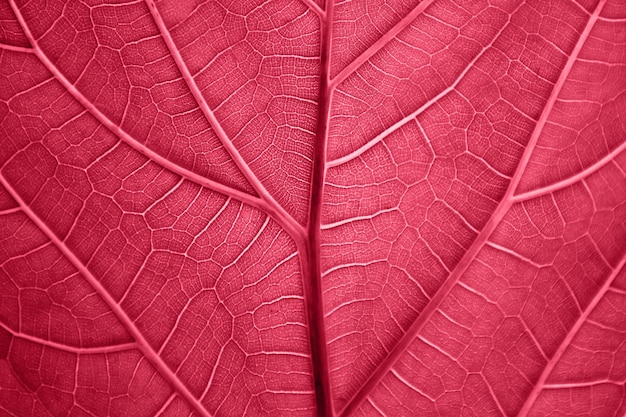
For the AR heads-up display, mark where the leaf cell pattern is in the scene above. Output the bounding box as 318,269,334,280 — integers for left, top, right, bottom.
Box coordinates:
0,0,625,416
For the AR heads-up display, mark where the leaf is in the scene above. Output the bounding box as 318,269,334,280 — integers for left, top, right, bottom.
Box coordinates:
0,0,625,416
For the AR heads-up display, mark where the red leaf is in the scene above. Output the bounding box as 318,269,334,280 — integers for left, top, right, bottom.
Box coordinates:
1,0,625,416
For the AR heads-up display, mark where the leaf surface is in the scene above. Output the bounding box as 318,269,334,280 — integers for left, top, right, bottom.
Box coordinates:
0,0,625,416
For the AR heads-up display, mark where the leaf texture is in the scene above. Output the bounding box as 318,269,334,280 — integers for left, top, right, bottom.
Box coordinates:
0,0,625,416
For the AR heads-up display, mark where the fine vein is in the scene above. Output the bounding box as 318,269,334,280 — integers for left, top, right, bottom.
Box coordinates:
0,173,214,417
517,253,626,417
145,0,305,241
326,3,521,169
329,0,435,89
8,0,280,237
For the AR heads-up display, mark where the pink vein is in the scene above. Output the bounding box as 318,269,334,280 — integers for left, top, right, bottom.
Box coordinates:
544,380,626,389
329,0,435,90
0,321,137,354
517,253,626,417
300,0,324,19
304,1,335,414
6,1,284,238
513,139,626,202
0,43,33,54
144,0,305,241
0,173,213,417
338,1,606,415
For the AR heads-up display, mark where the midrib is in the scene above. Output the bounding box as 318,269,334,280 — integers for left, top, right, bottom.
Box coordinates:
305,2,335,416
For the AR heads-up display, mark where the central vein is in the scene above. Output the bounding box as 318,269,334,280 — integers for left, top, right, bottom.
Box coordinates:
303,2,335,416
